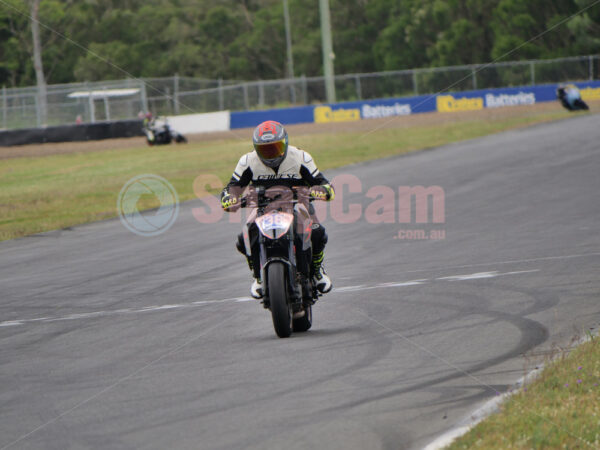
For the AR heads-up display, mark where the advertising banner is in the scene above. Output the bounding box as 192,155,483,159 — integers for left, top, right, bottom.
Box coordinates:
228,81,600,130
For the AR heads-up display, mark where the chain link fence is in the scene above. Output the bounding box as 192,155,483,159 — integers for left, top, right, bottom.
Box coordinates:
2,55,598,130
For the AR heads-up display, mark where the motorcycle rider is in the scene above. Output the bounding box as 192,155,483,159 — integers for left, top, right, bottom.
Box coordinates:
220,120,334,299
557,84,589,111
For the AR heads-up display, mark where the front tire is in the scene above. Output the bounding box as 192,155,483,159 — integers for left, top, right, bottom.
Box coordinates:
267,262,292,338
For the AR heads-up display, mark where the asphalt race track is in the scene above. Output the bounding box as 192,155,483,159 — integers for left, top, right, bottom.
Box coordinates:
1,114,600,450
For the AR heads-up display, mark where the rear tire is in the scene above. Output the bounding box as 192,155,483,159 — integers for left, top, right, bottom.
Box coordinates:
293,305,312,332
268,262,292,338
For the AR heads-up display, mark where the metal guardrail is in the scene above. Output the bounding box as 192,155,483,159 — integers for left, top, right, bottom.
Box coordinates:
1,55,598,130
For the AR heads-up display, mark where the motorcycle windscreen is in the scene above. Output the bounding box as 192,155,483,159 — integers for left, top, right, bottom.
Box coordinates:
255,211,294,239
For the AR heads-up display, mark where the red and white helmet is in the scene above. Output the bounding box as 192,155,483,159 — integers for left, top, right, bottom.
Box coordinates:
252,120,289,168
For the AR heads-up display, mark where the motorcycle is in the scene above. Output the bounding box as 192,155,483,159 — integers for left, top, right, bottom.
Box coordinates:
240,185,324,338
557,84,589,111
142,116,187,146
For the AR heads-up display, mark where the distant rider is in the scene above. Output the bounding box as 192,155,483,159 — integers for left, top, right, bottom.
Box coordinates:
557,84,589,111
220,120,334,299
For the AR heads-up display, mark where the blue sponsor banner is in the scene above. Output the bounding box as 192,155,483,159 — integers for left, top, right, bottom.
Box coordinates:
435,81,600,112
228,81,600,129
230,105,315,129
314,95,437,123
436,85,550,111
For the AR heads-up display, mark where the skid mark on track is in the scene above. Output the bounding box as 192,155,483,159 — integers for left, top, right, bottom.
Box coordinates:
0,269,540,328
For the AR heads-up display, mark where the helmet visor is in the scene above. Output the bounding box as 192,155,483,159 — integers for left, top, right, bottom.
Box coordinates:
255,140,286,161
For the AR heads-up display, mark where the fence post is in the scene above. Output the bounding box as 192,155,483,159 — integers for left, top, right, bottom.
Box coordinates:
35,93,41,127
140,81,148,115
530,61,535,85
589,55,594,80
412,70,418,95
355,74,362,100
83,82,88,122
217,78,224,111
165,87,171,115
88,89,95,123
289,78,297,104
301,75,308,105
243,83,249,110
472,66,477,90
173,74,180,115
2,86,6,129
103,88,110,121
258,80,265,107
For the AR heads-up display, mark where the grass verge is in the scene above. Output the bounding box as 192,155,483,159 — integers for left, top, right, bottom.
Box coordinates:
448,335,600,449
0,108,571,241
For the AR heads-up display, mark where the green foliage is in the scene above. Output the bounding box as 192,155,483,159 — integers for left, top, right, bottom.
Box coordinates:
449,336,600,449
0,0,599,87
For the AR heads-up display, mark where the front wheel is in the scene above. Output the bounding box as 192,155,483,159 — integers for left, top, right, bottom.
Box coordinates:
267,262,292,338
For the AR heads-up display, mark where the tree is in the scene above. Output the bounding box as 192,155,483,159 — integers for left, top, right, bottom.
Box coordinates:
1,0,599,88
30,0,47,125
0,0,32,87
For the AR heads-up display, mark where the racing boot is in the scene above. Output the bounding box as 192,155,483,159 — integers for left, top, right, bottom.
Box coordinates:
250,278,263,299
246,257,263,299
312,251,332,293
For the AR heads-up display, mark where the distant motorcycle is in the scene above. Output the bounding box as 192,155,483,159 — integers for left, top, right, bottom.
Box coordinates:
240,186,325,338
143,116,187,146
557,84,589,111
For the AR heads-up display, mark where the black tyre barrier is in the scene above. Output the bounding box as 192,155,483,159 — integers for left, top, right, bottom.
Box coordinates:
0,120,144,147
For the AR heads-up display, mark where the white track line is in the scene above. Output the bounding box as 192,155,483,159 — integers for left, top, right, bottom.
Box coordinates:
0,269,540,328
436,269,539,281
0,297,252,327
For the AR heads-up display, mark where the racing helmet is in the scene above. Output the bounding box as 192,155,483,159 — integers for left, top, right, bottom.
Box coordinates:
252,120,288,168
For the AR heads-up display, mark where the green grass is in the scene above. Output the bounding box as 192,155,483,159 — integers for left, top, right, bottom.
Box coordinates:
0,109,569,241
448,336,600,449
